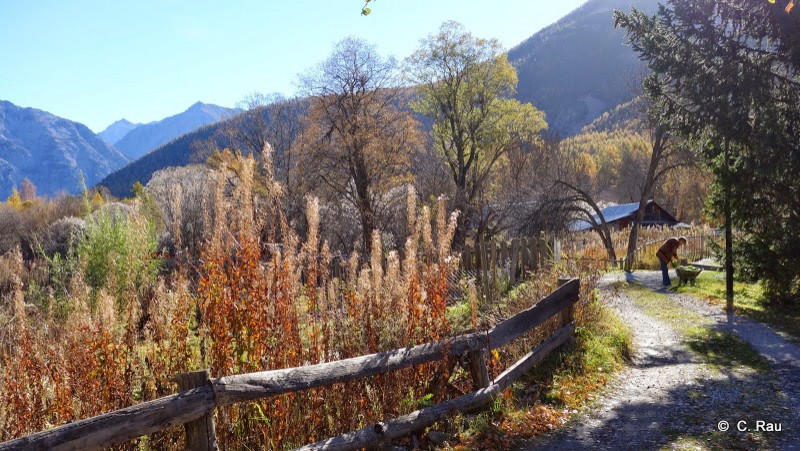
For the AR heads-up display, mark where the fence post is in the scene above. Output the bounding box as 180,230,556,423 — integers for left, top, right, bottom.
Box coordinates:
467,349,490,390
175,369,218,450
558,277,578,348
557,277,575,328
489,240,498,301
539,232,549,269
509,238,519,285
552,237,561,265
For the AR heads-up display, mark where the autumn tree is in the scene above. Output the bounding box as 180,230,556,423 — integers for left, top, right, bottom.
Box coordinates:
297,37,423,253
547,141,619,262
214,93,304,192
5,188,22,210
18,178,36,202
621,97,696,272
406,21,547,246
616,0,800,303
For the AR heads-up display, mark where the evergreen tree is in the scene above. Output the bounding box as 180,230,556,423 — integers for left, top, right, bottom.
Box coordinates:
615,0,799,302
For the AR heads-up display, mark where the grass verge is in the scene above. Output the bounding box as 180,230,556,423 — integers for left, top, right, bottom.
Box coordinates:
674,271,799,342
619,282,784,450
622,282,771,373
441,287,633,449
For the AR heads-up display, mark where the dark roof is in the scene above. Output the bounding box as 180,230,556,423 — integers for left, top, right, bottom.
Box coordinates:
570,200,677,232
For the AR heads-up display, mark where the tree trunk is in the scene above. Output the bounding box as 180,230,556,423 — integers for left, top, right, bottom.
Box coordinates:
451,187,470,250
624,199,648,272
624,126,665,272
600,226,617,264
724,141,734,311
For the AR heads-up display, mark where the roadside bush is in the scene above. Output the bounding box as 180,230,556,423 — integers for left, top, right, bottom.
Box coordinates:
78,201,160,309
0,205,24,255
42,216,86,257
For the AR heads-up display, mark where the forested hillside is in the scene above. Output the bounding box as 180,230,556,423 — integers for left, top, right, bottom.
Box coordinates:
509,0,658,136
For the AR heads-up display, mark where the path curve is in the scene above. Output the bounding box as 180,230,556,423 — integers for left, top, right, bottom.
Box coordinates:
519,272,800,451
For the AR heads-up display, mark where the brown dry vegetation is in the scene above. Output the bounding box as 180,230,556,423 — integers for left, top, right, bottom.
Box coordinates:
0,150,627,450
0,153,468,449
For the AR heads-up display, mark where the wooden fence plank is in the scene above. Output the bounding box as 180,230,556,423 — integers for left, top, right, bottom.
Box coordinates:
214,333,488,406
489,241,497,301
479,237,490,301
296,323,575,451
488,278,578,350
0,386,215,451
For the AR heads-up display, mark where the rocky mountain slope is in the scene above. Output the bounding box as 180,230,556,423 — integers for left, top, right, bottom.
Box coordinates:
0,100,130,198
112,101,241,160
98,118,141,145
509,0,658,136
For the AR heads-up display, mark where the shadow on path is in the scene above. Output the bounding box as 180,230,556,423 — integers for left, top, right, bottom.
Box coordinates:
518,272,799,451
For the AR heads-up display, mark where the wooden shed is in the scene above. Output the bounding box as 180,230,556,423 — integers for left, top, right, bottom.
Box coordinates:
570,200,679,232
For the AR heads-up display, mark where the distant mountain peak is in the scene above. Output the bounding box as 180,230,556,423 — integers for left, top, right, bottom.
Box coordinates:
0,99,129,198
112,101,241,160
508,0,658,137
98,118,142,146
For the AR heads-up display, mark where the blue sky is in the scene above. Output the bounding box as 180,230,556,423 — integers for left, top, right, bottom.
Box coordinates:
0,1,587,132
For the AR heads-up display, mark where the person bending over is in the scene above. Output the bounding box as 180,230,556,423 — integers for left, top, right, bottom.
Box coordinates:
656,236,687,286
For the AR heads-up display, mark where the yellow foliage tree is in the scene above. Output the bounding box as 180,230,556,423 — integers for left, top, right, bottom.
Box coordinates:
6,188,22,210
92,191,105,208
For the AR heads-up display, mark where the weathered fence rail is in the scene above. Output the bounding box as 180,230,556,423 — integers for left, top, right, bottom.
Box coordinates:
0,279,580,451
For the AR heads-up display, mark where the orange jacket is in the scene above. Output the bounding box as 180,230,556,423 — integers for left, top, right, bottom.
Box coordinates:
656,237,682,264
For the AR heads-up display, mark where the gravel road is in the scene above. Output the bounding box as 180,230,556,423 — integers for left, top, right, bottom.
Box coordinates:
518,271,800,451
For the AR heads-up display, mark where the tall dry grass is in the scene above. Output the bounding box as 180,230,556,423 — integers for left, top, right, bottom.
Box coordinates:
0,153,462,449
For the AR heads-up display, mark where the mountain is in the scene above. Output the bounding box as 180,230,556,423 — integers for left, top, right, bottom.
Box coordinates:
113,102,241,160
0,100,130,198
509,0,659,137
98,123,220,198
98,100,307,198
98,119,141,145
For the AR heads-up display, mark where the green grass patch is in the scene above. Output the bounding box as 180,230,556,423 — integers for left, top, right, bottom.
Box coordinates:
623,283,771,373
674,271,799,342
446,300,474,334
443,286,633,449
685,329,771,372
524,292,633,408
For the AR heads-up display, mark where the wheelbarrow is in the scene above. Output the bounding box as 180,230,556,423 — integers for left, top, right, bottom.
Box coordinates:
675,265,703,285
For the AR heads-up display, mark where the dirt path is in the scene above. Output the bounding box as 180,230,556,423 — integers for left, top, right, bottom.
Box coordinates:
518,272,800,450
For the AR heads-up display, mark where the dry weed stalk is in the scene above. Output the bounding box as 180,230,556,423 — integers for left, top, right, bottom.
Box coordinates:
0,152,464,449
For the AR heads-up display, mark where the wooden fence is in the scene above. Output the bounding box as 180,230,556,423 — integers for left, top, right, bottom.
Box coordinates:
461,233,560,301
0,278,581,451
